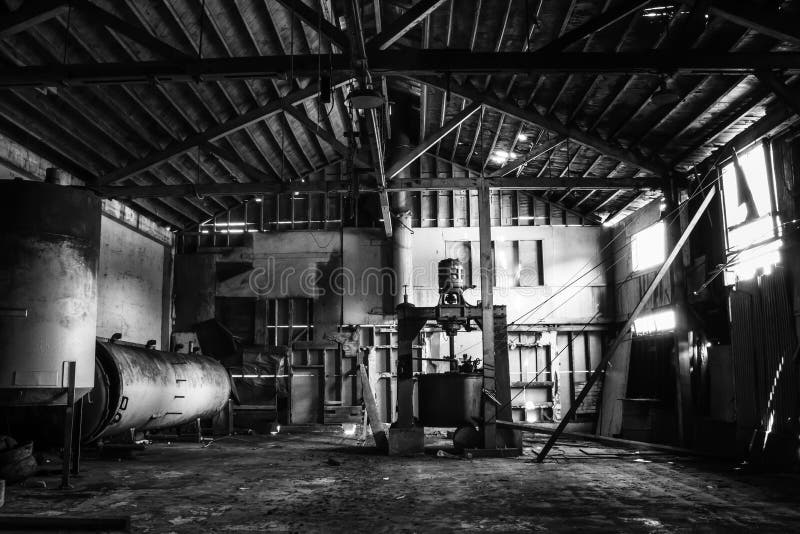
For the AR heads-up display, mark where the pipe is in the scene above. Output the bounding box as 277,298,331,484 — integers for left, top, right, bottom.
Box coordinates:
81,341,231,442
387,105,415,306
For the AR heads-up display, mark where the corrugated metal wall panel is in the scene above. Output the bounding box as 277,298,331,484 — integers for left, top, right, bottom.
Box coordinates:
729,267,798,448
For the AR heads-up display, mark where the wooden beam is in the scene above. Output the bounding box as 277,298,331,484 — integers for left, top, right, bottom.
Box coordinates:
98,77,352,185
536,187,717,462
74,0,190,60
273,0,349,51
368,0,448,50
690,103,797,177
537,0,652,53
0,0,68,40
695,0,800,47
4,52,800,88
488,136,566,177
358,364,388,451
387,101,483,179
95,176,657,199
408,75,671,176
755,70,800,117
281,103,369,168
201,142,276,183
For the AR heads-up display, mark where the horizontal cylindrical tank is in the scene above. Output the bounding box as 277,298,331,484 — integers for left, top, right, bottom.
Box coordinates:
417,373,482,428
82,341,231,442
0,180,101,406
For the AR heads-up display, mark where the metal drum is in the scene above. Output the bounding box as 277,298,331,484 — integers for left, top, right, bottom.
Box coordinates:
417,373,482,427
81,341,231,442
0,181,101,405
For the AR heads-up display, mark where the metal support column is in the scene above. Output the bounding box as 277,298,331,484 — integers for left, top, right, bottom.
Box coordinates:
478,179,496,449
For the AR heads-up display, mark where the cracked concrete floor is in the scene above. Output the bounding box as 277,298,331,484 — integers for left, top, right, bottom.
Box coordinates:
2,430,800,532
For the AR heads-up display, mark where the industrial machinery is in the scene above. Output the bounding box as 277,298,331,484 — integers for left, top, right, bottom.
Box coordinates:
0,179,101,406
0,178,101,486
392,259,520,455
82,340,232,442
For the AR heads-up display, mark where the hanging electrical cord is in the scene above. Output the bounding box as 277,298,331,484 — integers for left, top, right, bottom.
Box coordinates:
454,170,714,358
486,310,603,426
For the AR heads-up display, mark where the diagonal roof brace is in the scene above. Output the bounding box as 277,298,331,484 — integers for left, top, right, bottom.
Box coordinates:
0,0,69,40
537,0,653,53
273,0,350,51
99,76,354,185
386,101,483,179
488,136,566,177
683,0,800,48
367,0,448,51
281,103,371,169
405,75,673,177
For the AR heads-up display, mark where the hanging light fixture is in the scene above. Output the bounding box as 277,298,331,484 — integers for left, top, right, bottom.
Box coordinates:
346,86,385,110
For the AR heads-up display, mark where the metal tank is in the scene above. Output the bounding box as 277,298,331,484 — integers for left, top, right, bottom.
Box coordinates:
81,341,231,442
0,180,101,406
417,373,482,428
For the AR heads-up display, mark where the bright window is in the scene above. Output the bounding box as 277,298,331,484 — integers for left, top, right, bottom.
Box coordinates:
720,143,782,284
631,221,666,272
632,309,676,337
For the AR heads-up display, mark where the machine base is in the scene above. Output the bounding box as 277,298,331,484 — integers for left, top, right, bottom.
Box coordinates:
387,425,425,455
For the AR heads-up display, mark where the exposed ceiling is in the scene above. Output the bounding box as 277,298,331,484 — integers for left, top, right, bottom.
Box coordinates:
0,0,798,231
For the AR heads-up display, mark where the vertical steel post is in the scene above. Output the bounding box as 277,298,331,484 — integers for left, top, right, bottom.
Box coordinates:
478,179,496,448
61,361,76,489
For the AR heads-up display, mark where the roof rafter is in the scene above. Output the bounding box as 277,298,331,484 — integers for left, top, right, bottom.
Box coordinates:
273,0,349,51
99,77,352,185
538,0,652,53
73,0,190,60
685,0,800,47
755,70,800,117
407,75,671,176
367,0,448,50
281,103,369,168
387,101,483,179
489,136,566,177
0,0,68,40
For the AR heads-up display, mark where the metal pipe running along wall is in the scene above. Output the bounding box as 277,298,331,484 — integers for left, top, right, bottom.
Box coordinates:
81,341,231,442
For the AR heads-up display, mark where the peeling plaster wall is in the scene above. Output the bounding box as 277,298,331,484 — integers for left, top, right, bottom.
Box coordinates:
97,216,168,348
214,229,390,342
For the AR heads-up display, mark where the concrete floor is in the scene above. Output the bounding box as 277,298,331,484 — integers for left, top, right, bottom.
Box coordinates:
2,430,800,533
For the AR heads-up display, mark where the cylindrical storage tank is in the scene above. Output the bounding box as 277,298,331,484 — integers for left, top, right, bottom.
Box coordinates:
0,180,101,406
82,341,231,442
417,373,482,427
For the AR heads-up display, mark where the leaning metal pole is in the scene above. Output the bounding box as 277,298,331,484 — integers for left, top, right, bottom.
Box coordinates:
536,187,717,463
